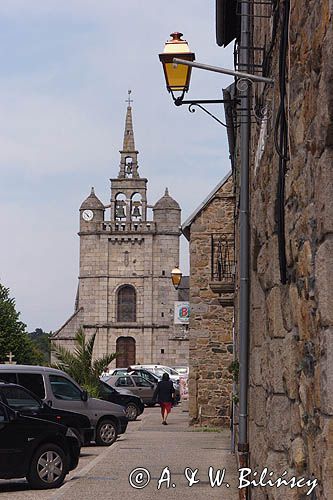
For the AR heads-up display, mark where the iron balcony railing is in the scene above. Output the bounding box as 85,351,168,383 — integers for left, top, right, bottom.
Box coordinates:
211,233,235,283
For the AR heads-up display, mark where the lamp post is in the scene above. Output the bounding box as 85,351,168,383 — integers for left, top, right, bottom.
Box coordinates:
171,266,182,290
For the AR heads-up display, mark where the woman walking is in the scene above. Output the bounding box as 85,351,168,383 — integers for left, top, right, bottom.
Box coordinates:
153,372,175,425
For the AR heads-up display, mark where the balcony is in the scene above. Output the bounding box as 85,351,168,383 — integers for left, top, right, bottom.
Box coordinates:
209,233,235,306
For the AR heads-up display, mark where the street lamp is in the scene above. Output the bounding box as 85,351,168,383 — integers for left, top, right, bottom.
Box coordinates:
159,32,195,104
159,32,244,127
171,266,183,290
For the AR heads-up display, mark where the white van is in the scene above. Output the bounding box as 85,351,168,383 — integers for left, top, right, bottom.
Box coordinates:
0,364,128,446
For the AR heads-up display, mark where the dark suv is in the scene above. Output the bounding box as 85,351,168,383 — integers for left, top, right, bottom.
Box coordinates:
0,400,80,489
0,381,93,446
98,380,144,421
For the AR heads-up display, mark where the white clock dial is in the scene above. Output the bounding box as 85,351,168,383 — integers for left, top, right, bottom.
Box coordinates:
82,209,94,221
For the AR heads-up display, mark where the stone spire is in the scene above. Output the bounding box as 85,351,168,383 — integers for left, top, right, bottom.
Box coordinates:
118,90,139,179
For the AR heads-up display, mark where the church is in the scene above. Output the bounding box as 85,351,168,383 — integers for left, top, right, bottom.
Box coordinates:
52,96,189,367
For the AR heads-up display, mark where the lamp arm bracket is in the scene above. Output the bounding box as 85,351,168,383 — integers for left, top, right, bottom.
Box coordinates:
186,102,230,128
173,58,274,85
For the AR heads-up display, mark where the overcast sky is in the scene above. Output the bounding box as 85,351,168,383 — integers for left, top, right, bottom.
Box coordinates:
0,0,234,332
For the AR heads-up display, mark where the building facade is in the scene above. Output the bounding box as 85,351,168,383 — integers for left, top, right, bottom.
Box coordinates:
52,101,189,367
219,1,333,498
182,173,235,426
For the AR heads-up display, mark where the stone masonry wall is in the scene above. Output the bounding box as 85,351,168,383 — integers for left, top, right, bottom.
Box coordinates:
244,2,333,498
187,175,235,427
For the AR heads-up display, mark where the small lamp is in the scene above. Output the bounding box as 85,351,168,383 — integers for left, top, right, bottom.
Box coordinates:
171,266,183,290
159,32,195,102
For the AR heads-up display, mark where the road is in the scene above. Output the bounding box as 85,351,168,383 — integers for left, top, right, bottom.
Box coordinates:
0,405,239,499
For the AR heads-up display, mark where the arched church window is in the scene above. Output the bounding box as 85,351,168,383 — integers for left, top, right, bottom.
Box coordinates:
117,285,136,322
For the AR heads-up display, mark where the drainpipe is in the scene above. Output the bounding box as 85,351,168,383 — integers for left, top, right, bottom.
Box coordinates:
238,0,250,497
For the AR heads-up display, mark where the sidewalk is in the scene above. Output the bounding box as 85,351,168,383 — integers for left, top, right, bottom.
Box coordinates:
51,405,239,500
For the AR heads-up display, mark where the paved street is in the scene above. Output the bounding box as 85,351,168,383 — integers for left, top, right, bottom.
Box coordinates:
0,405,239,499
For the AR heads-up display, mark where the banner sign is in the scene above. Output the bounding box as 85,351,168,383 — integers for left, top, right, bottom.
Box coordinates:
174,301,190,324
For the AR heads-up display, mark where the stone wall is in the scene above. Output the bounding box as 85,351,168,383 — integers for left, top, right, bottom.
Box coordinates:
185,175,235,426
236,1,333,498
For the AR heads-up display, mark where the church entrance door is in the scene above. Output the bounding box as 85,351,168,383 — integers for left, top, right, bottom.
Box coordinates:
116,337,136,367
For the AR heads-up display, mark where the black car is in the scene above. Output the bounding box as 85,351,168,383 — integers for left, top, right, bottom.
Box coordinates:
0,400,80,489
0,381,93,446
98,380,144,421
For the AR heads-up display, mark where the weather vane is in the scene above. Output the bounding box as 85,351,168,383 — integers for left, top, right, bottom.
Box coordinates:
126,89,133,107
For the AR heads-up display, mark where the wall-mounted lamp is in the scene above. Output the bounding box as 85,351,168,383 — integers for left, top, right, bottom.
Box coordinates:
159,32,243,127
171,266,183,290
159,32,195,103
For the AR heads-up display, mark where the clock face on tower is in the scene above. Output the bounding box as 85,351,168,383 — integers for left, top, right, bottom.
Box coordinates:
82,209,94,221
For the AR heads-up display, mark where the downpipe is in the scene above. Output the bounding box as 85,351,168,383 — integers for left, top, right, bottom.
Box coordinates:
238,0,251,498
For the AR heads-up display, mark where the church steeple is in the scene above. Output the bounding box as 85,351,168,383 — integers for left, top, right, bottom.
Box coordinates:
118,90,139,179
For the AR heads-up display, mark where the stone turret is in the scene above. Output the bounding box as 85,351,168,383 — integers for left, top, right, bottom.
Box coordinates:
79,187,105,231
153,188,181,231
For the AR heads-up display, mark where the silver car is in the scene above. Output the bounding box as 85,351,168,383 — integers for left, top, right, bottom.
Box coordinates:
105,374,156,405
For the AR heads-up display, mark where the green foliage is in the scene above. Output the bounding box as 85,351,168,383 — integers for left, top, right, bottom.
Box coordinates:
28,328,51,364
228,360,239,383
0,283,44,365
52,328,117,396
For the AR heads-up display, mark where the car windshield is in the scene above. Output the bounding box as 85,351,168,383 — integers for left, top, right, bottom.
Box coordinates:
99,381,115,397
173,367,188,375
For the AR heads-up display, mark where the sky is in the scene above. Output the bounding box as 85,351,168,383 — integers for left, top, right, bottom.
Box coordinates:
0,0,234,332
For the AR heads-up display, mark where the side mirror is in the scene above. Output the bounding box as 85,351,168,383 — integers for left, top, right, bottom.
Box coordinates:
81,390,88,402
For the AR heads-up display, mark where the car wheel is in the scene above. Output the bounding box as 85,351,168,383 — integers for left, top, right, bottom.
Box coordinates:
95,419,118,446
125,403,139,421
27,443,67,489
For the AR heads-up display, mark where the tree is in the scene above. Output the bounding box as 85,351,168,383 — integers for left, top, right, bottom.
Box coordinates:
52,328,117,397
0,283,43,365
28,328,51,364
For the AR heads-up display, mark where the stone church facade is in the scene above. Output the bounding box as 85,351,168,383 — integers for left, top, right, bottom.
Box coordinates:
52,100,189,367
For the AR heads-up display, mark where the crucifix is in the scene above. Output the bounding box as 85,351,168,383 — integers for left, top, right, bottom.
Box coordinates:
5,351,16,364
126,89,133,107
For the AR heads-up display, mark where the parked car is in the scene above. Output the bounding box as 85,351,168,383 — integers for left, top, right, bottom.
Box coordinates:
131,364,180,384
0,380,93,446
105,375,156,405
98,380,144,421
109,367,161,385
0,365,128,446
171,366,189,377
0,399,80,489
107,368,181,403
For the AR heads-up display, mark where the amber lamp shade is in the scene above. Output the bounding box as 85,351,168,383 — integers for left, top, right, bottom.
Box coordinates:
159,32,195,95
171,266,183,290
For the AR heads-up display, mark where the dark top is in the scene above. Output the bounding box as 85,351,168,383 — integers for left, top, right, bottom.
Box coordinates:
153,380,174,403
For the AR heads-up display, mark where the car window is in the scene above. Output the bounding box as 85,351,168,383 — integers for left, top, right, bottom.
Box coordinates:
49,375,82,401
138,371,155,383
116,376,134,387
0,373,17,384
132,376,152,387
1,386,41,410
17,373,45,399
